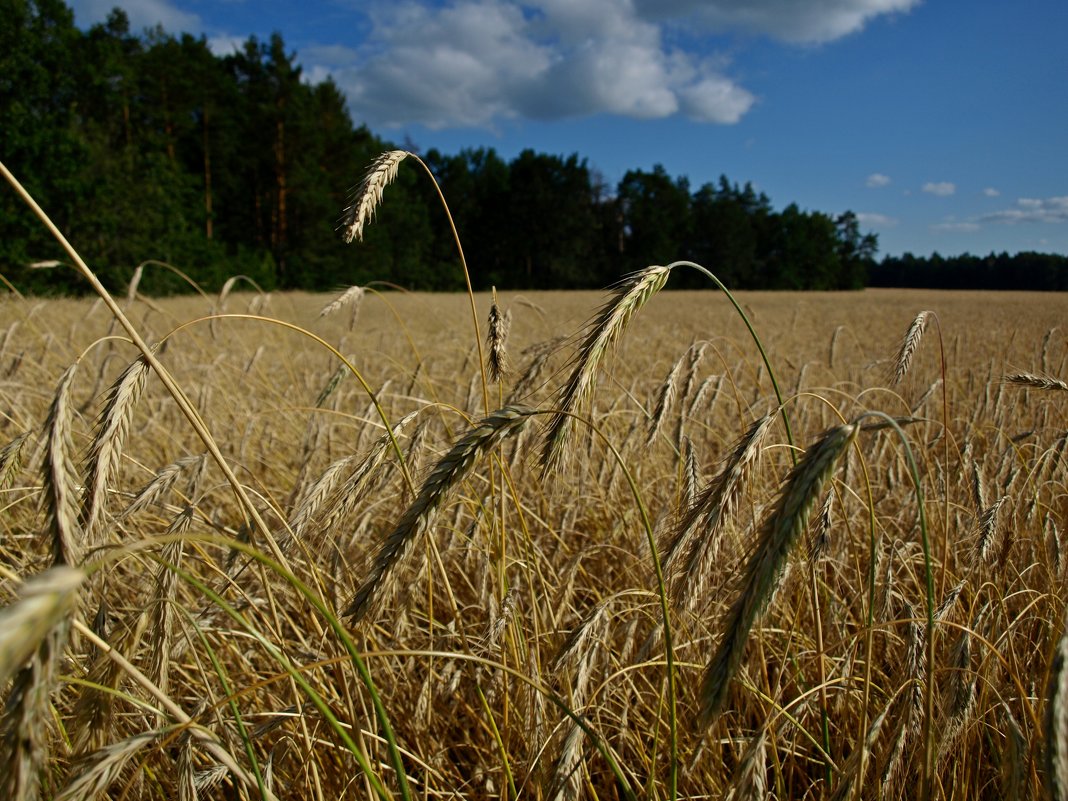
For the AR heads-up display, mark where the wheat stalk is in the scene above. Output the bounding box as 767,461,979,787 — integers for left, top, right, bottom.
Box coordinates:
541,266,670,472
700,421,857,724
340,150,409,243
344,406,533,621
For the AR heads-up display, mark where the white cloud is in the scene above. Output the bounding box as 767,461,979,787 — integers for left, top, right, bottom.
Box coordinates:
980,196,1068,225
866,173,891,188
634,0,921,44
68,0,201,33
983,187,1000,197
856,212,897,227
328,0,760,129
923,181,956,197
932,221,980,232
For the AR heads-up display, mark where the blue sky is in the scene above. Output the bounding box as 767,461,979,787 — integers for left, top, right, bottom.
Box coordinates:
67,0,1067,258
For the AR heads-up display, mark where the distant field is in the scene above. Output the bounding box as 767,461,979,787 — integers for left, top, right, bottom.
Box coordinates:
2,285,1066,799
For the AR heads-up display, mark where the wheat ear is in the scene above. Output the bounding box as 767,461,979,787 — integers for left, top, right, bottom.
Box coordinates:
121,453,208,520
1004,372,1068,392
0,566,84,686
1046,620,1068,801
43,363,82,566
344,406,533,621
541,266,670,472
82,355,150,543
0,567,83,801
700,422,857,724
486,287,509,384
340,150,409,243
0,432,30,491
319,284,365,318
646,349,686,446
54,729,166,801
893,310,932,384
662,413,775,611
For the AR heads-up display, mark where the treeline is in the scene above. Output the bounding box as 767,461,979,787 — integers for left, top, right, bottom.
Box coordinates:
871,251,1068,291
3,2,1062,296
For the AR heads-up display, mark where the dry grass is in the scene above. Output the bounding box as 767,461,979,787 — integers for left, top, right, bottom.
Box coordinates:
2,271,1068,801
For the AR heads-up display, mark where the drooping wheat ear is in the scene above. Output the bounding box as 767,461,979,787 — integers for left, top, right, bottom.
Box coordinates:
700,421,857,725
728,728,769,800
674,341,706,446
43,362,83,566
486,287,509,384
809,489,834,562
121,453,208,520
934,579,965,621
315,360,350,408
973,496,1006,565
662,413,775,612
344,406,533,621
0,566,84,687
893,310,932,384
971,459,987,510
340,150,409,243
646,348,686,446
315,410,419,537
507,336,565,403
0,567,82,801
682,437,698,510
1046,620,1068,801
1000,702,1026,800
319,285,365,319
828,701,893,801
541,265,671,472
482,584,520,653
83,355,150,544
148,507,192,697
71,605,149,754
54,729,166,801
1004,372,1068,392
938,626,975,759
0,432,30,490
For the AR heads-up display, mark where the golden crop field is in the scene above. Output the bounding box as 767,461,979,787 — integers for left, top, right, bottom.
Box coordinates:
2,279,1068,801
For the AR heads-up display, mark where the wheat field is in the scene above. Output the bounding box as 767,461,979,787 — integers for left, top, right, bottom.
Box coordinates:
2,275,1068,800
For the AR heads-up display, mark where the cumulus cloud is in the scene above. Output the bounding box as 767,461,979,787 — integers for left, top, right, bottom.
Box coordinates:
316,0,913,130
635,0,921,45
68,0,201,33
980,196,1068,225
923,181,956,197
856,212,897,227
327,0,763,129
866,173,891,188
932,221,980,232
983,187,1000,197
